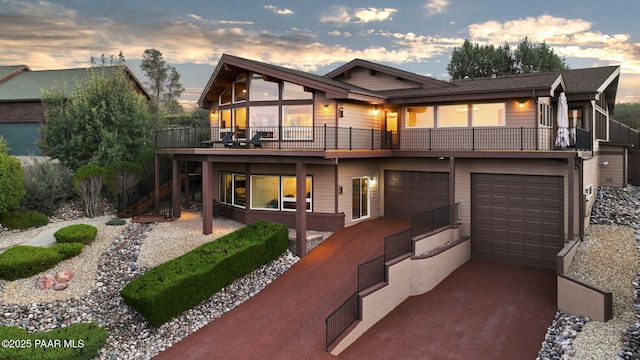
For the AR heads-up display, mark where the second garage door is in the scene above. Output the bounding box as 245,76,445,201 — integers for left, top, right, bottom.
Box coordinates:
384,170,449,219
471,173,563,268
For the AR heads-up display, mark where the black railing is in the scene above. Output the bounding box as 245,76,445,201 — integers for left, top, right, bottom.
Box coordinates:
118,166,172,213
325,293,359,352
132,196,172,218
411,204,453,238
384,229,413,262
157,125,593,152
358,256,386,292
609,119,640,148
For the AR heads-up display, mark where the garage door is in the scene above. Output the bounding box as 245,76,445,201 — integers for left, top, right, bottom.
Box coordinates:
471,173,563,268
384,170,449,219
0,123,41,156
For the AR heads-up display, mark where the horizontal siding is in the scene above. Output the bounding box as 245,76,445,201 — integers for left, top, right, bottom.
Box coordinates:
0,102,44,123
598,153,625,187
0,123,41,155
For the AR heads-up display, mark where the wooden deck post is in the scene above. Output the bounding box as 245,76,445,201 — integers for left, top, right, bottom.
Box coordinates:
202,160,213,235
172,159,181,219
296,162,307,257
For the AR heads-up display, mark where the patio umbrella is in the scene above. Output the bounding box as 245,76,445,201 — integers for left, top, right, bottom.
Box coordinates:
555,92,569,149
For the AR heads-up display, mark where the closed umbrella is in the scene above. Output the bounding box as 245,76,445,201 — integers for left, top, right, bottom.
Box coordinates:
555,92,569,149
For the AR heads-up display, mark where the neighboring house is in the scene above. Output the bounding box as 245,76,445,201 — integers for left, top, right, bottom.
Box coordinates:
0,65,150,156
155,54,633,268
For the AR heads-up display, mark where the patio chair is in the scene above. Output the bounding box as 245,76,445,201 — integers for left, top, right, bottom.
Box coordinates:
201,132,233,148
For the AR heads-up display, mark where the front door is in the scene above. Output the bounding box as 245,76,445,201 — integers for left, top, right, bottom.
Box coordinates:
383,111,398,149
352,177,370,220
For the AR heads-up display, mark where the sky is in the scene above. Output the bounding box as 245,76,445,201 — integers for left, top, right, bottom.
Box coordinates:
1,0,640,109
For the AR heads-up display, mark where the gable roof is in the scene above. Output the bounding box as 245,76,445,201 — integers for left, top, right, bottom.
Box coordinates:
198,54,386,108
198,54,620,108
0,66,151,102
324,58,453,90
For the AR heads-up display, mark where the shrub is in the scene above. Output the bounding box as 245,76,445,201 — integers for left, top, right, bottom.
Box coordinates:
121,220,288,327
20,159,73,216
72,164,107,218
0,243,83,280
0,149,25,214
54,224,98,245
106,218,126,226
0,322,108,360
0,210,49,230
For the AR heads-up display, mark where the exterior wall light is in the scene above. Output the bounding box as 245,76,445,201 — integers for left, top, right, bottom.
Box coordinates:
339,107,344,117
519,101,525,110
323,104,329,112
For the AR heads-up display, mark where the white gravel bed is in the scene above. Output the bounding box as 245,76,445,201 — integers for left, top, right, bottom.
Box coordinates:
567,225,640,359
1,221,123,304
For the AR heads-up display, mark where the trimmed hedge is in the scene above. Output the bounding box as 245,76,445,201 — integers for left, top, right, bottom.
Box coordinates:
121,220,288,327
0,322,108,360
54,224,98,245
0,243,83,281
0,211,49,230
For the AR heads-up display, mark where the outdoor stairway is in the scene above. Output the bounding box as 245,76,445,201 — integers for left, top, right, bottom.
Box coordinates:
117,181,172,218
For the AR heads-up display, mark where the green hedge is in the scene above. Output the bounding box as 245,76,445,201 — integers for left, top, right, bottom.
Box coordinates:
0,211,49,230
121,220,288,327
0,322,108,360
0,243,83,281
54,224,98,245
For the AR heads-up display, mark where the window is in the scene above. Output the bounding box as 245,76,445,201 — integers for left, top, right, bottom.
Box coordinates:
283,81,312,100
250,106,278,138
472,103,505,127
220,89,231,105
539,103,552,127
281,176,311,211
219,109,231,129
220,173,246,207
234,107,247,138
233,75,247,103
352,177,370,220
406,107,434,128
437,105,468,127
249,175,312,211
250,75,279,101
282,105,313,139
251,176,280,210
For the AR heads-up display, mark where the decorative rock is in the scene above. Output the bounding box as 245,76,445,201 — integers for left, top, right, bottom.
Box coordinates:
53,283,69,291
36,274,56,290
56,269,75,282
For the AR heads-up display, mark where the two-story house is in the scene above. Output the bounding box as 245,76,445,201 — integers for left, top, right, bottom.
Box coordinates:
155,54,623,269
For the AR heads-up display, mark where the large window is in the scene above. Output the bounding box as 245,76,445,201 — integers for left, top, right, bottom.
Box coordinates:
406,107,434,128
283,81,312,100
250,75,279,101
249,175,312,211
282,105,313,139
437,105,469,127
539,103,552,127
220,173,246,207
250,106,278,138
472,103,505,127
233,75,247,103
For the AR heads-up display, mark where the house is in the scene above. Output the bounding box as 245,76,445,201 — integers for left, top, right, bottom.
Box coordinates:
0,65,150,156
154,54,632,268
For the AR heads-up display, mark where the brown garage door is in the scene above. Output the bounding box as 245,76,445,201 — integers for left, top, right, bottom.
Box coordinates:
384,170,449,219
471,173,563,268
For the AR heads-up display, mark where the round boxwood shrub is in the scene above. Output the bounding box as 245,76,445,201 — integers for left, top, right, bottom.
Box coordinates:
54,224,98,245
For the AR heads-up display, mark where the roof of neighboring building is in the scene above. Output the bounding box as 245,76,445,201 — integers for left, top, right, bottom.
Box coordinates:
0,65,30,83
0,65,151,102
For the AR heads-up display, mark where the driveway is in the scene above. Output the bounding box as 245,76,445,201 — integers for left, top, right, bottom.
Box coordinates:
154,218,556,360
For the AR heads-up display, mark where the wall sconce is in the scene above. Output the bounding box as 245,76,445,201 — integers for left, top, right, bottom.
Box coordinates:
370,176,377,185
519,101,525,110
373,105,380,115
323,104,329,113
338,185,343,194
339,106,344,117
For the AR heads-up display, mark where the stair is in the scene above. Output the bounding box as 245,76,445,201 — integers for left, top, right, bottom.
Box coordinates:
117,181,172,218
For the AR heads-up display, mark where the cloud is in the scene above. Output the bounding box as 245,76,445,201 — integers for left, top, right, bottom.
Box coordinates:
264,5,294,15
423,0,449,15
320,6,397,25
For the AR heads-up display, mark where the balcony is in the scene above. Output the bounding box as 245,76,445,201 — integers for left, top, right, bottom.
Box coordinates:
155,126,592,152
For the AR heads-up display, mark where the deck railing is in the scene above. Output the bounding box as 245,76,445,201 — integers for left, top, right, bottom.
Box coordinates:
156,126,592,152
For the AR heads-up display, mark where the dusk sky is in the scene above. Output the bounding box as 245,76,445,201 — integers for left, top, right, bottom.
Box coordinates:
1,0,639,109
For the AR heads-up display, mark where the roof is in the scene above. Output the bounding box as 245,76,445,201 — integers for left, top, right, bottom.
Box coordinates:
199,54,620,107
0,65,30,83
198,54,386,107
0,66,151,102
